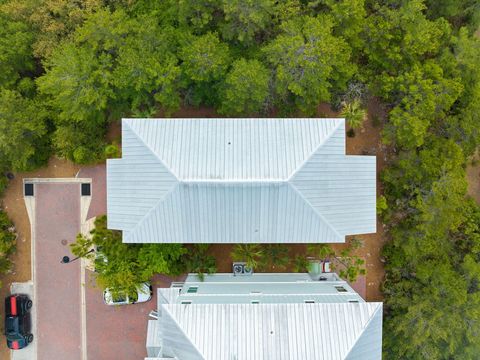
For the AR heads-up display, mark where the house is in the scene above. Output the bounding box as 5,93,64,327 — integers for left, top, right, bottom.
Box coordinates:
146,273,383,360
107,118,376,243
107,118,381,359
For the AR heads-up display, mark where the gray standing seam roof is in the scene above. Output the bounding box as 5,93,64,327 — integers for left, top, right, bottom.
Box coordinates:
160,302,383,360
107,118,376,243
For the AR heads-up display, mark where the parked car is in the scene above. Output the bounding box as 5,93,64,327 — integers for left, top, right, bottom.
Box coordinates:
4,294,33,350
103,282,153,306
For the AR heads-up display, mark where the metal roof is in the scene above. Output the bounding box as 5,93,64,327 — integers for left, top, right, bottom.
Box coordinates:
160,302,383,360
160,273,364,305
107,118,376,243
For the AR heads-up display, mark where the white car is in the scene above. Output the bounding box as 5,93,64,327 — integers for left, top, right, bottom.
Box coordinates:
103,282,153,306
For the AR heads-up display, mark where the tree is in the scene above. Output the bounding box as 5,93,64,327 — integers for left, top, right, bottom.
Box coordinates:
176,0,222,32
35,9,130,162
231,244,266,270
220,0,275,44
260,244,290,271
444,28,480,155
364,0,451,77
113,21,182,114
0,15,34,88
341,99,366,130
180,32,230,82
182,244,217,281
138,244,187,280
381,61,462,149
0,90,50,171
263,15,353,114
219,58,270,115
36,41,113,126
1,0,103,59
323,0,366,51
71,216,186,298
0,210,16,283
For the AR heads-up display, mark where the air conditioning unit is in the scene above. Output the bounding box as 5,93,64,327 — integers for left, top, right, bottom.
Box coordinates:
232,262,254,276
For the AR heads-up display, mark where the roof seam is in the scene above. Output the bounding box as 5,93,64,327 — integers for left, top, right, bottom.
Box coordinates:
123,119,180,180
343,303,383,359
121,120,180,242
287,119,344,181
287,181,344,242
161,304,206,359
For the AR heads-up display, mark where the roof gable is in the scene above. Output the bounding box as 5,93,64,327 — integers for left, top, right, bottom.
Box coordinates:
161,303,383,360
125,118,342,180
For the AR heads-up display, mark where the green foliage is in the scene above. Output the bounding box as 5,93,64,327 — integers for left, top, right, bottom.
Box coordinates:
0,210,16,281
323,0,366,51
112,20,182,114
0,176,7,198
293,255,309,273
176,0,222,32
138,244,188,280
1,0,103,59
263,15,353,114
364,0,451,76
71,216,187,297
220,0,275,44
307,239,366,282
104,143,121,159
381,61,462,149
260,244,290,271
0,15,34,89
341,99,366,130
0,90,50,171
231,244,266,270
219,58,270,115
376,195,388,216
180,32,230,82
182,244,217,281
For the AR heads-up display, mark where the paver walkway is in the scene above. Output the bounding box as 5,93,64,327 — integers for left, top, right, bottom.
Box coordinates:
35,183,82,360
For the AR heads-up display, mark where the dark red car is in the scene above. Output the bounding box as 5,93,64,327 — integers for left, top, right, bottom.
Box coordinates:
4,294,33,350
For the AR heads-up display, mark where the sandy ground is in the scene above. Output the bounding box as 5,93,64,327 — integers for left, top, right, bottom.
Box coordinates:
466,150,480,204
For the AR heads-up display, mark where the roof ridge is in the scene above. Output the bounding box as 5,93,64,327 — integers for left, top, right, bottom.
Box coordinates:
343,302,383,359
287,181,344,242
287,118,344,181
161,305,206,359
122,120,180,243
123,119,180,180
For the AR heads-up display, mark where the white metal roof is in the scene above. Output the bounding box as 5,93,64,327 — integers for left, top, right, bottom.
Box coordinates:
160,302,383,360
107,118,376,243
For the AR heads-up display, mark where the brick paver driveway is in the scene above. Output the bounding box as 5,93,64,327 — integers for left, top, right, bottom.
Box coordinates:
28,167,162,360
85,271,156,360
35,183,83,360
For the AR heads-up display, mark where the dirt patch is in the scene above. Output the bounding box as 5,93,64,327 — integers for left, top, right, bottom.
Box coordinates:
466,150,480,204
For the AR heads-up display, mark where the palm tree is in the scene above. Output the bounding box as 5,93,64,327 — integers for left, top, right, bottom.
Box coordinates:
231,244,266,270
341,99,367,130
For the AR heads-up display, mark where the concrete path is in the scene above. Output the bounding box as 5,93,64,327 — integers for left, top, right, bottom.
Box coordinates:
10,281,35,360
